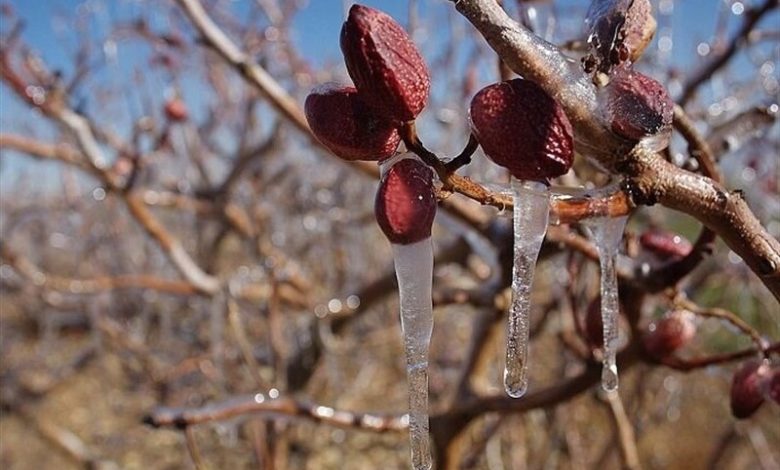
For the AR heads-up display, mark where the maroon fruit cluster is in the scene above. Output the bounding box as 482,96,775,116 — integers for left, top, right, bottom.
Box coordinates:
375,158,437,245
305,4,430,161
469,78,574,181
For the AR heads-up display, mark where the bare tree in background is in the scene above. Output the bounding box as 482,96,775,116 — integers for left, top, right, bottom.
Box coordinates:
1,0,778,469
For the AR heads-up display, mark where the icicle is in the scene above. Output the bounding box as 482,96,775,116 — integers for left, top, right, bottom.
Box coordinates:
504,178,550,398
586,215,628,391
392,239,434,470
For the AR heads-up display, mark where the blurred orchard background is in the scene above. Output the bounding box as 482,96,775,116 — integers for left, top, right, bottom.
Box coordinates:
0,0,778,469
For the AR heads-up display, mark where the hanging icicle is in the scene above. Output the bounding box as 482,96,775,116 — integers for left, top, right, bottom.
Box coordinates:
376,153,437,470
505,179,550,397
469,78,574,397
586,214,628,391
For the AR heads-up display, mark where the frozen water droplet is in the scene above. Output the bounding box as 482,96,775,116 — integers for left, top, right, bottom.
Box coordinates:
504,179,549,398
586,214,628,392
392,239,434,470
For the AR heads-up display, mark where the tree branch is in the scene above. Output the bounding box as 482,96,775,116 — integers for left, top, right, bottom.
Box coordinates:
450,0,780,300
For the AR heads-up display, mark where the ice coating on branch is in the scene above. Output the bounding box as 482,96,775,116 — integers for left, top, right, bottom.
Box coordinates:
504,179,550,398
469,78,574,181
587,214,628,391
341,4,430,123
305,84,401,161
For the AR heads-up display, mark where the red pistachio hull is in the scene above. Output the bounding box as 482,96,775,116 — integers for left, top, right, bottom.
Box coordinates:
305,85,401,161
605,68,673,142
341,4,430,123
730,359,768,419
642,310,696,360
469,79,573,181
375,157,436,245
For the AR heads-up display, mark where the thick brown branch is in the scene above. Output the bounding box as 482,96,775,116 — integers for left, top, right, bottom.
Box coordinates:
625,147,780,300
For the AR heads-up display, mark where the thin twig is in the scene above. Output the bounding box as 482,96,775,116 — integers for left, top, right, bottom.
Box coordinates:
679,0,778,105
144,395,408,432
673,295,769,356
604,391,643,470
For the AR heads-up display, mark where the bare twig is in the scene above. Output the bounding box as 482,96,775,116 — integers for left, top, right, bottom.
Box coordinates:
653,341,780,371
144,394,408,432
679,0,779,105
673,295,769,356
604,391,642,470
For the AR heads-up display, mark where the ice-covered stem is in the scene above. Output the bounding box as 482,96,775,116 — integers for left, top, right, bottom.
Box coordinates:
450,0,780,299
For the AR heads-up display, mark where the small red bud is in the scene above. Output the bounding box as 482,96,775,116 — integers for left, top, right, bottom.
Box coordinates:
164,98,188,122
639,230,693,260
375,157,436,245
341,4,430,123
642,310,696,360
469,78,574,181
730,359,769,419
605,68,673,142
305,85,401,161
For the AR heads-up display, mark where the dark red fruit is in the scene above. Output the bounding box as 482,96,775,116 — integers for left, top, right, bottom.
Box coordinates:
341,4,430,123
375,158,436,245
585,297,606,348
642,310,696,360
469,78,574,181
584,296,625,348
639,230,693,260
164,98,188,122
305,85,401,161
605,68,673,142
730,359,769,419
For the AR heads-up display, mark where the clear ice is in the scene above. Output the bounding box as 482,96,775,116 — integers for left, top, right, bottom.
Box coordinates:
504,179,550,398
587,215,628,391
392,239,434,470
